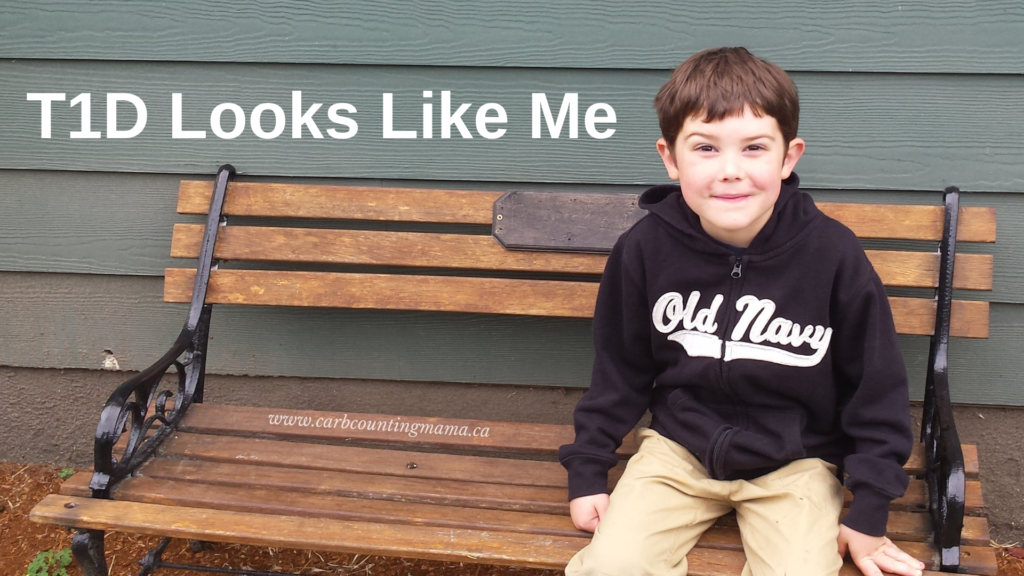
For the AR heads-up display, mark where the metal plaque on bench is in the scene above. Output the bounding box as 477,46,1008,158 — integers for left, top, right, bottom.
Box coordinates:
492,190,647,253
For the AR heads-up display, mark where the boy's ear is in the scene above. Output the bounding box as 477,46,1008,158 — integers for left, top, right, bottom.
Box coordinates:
781,137,806,179
656,137,681,180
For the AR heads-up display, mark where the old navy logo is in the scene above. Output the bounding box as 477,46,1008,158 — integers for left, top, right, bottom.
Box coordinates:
652,291,832,368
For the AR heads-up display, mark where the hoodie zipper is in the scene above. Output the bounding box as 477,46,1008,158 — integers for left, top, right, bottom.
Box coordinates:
718,255,746,388
709,255,747,479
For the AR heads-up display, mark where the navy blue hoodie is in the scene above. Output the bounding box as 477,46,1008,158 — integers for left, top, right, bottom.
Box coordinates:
557,174,913,537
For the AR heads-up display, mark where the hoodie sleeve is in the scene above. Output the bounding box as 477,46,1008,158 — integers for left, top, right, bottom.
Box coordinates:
831,260,914,536
557,232,660,500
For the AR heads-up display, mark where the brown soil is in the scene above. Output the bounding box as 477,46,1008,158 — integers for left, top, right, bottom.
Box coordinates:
2,460,1022,576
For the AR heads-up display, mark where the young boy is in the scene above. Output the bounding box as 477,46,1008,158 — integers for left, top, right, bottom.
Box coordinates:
558,47,927,576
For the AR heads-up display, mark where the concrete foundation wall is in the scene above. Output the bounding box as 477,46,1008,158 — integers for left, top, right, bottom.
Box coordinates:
1,365,1020,544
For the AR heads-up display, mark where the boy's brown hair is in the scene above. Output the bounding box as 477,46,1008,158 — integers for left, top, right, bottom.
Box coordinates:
654,47,799,149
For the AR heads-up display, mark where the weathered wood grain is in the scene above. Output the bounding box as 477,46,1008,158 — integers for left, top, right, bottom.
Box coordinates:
170,223,608,274
181,184,996,242
889,297,989,339
818,204,996,243
163,268,990,337
163,268,601,318
179,403,592,456
132,456,985,517
170,223,993,290
30,494,583,570
157,431,978,486
139,458,570,514
57,472,992,547
36,493,984,573
174,407,979,479
177,181,501,223
864,251,992,291
109,476,587,539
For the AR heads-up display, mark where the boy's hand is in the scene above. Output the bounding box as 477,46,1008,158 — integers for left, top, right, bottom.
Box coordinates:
568,493,609,533
837,524,926,576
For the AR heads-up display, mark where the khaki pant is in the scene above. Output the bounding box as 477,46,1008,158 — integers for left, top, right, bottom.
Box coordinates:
564,427,844,576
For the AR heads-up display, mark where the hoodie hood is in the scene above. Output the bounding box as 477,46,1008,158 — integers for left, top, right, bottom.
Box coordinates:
637,172,822,257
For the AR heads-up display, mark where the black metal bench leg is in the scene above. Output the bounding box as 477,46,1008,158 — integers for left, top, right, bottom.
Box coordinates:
71,529,108,576
138,537,172,576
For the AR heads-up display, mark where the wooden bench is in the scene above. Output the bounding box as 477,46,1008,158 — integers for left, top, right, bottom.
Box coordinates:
31,165,999,575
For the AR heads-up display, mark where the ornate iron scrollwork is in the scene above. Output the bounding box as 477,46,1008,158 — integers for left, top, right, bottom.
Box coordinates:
88,308,211,497
86,165,233,499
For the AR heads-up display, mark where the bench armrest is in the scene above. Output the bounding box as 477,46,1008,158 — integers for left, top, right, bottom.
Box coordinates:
921,188,967,572
88,165,234,498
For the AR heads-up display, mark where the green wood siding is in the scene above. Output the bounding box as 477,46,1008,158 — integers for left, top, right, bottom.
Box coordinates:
3,61,1023,191
1,1,1022,73
0,3,1020,406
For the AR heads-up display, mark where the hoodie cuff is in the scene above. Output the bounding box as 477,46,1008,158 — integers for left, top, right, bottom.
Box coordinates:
563,457,611,501
840,486,893,537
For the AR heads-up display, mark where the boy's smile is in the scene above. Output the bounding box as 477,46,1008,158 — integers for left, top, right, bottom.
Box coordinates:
656,105,805,248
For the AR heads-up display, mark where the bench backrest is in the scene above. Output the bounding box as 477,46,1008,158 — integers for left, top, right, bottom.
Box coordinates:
166,179,995,340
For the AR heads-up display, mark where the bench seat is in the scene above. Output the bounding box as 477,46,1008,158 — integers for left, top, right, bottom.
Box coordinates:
35,402,997,575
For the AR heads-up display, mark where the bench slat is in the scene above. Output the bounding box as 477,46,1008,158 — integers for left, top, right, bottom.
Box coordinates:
865,250,992,291
58,473,990,547
170,223,606,274
890,297,989,339
141,457,570,514
170,223,993,290
177,182,996,243
176,405,979,478
30,494,581,570
816,203,996,243
160,431,979,487
135,456,985,516
164,267,598,318
177,181,501,224
164,432,577,488
180,403,585,456
31,495,993,575
164,268,990,337
85,475,585,538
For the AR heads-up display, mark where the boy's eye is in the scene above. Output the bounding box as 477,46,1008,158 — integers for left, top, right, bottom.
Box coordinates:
696,144,715,152
747,144,766,151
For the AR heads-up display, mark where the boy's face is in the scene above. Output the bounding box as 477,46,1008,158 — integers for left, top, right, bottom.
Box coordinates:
656,105,805,248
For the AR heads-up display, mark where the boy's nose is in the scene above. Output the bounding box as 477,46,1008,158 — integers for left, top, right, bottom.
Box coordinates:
719,153,743,180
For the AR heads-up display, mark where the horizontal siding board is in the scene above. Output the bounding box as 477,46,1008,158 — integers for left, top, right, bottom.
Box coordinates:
1,1,1023,73
3,172,1021,303
0,170,186,275
1,271,1022,405
2,62,1024,191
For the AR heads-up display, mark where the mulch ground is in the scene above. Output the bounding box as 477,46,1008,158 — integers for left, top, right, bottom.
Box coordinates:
2,460,1022,576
